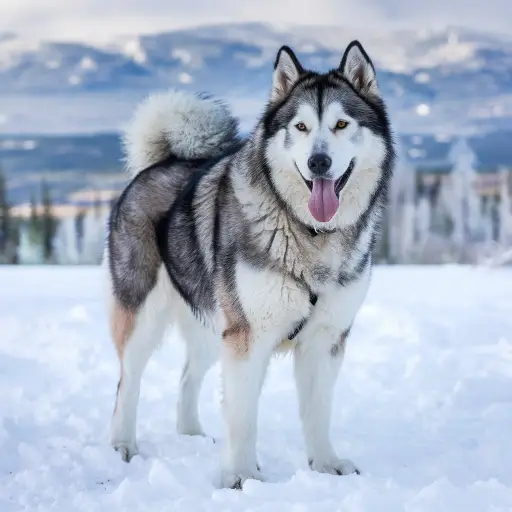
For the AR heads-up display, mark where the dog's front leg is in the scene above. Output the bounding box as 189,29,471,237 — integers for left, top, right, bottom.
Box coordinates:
218,261,312,488
219,329,276,489
293,273,370,477
293,325,359,476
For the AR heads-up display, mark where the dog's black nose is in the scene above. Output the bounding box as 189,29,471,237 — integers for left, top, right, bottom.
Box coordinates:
307,153,332,175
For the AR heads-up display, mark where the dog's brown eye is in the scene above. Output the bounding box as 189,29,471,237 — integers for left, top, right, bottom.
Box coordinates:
295,122,307,132
335,120,348,130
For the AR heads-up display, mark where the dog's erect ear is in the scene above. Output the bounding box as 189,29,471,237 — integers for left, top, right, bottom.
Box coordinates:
339,41,379,97
271,46,304,102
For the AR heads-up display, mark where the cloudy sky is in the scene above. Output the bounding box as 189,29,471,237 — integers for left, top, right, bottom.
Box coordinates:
1,0,510,42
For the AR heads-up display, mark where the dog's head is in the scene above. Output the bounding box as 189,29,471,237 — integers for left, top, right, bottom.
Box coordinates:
262,41,394,230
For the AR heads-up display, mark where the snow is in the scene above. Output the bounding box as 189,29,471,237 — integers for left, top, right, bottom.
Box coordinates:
412,32,476,69
0,139,37,150
178,72,193,84
1,265,512,510
122,39,147,65
22,140,37,150
171,49,193,66
416,104,431,116
0,34,41,71
79,57,97,72
68,75,82,85
45,60,60,70
414,72,430,84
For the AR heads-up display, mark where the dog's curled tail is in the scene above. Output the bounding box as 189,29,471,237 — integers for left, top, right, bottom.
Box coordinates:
122,90,239,176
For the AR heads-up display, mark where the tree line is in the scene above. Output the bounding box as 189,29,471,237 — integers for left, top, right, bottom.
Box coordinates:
0,169,59,264
0,168,111,265
1,138,512,266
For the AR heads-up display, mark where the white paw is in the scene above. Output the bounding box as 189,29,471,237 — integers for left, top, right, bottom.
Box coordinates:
176,414,206,437
112,442,138,462
220,466,265,490
176,425,206,436
309,457,360,476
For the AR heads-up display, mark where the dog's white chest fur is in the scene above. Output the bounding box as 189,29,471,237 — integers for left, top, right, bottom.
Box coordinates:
255,208,348,288
235,261,312,339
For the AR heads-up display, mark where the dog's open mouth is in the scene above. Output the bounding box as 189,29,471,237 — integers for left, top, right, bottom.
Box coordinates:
298,159,355,223
300,158,355,198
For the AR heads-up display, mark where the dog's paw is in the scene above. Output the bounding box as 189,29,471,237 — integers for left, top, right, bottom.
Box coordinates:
176,427,217,445
177,427,206,437
308,458,360,476
112,442,138,463
220,467,265,490
176,420,206,437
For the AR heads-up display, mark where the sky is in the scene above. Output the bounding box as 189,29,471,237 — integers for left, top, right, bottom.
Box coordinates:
1,0,510,42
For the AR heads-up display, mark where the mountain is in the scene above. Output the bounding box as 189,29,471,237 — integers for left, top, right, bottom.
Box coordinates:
0,23,511,135
0,133,126,207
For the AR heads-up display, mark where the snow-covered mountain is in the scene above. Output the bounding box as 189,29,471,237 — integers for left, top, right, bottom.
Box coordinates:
0,23,511,134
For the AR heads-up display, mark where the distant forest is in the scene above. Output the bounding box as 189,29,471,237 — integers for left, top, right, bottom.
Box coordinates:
1,137,512,266
0,169,111,265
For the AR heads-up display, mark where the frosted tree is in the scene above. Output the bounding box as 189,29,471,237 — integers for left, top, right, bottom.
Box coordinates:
443,137,482,258
416,196,431,245
498,166,512,247
79,207,108,264
18,225,44,264
482,198,494,245
0,170,9,261
388,142,416,262
54,216,80,264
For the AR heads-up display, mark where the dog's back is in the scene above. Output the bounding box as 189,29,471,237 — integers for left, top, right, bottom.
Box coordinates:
107,90,239,335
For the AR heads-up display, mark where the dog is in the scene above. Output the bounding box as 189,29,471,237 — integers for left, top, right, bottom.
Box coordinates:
105,40,395,489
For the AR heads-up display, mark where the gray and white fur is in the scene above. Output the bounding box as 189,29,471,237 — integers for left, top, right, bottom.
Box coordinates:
106,40,395,489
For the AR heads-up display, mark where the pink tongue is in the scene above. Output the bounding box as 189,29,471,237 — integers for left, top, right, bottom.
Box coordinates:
308,179,339,222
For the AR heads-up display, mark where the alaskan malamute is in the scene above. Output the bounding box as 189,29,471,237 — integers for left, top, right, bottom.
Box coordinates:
106,40,395,489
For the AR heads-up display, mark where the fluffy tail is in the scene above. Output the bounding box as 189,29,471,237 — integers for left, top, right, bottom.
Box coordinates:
122,90,239,176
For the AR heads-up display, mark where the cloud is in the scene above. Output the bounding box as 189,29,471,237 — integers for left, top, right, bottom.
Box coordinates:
0,0,509,42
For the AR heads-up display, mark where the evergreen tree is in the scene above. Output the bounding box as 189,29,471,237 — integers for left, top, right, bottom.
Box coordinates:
75,208,86,255
0,168,20,263
18,190,44,264
94,189,102,218
0,169,8,259
41,180,57,263
29,192,39,242
11,222,20,264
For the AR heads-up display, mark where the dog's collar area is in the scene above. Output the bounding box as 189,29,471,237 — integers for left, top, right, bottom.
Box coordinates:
307,226,336,237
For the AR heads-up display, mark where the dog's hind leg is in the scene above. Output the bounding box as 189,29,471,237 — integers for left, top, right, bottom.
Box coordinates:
175,306,219,436
110,266,171,462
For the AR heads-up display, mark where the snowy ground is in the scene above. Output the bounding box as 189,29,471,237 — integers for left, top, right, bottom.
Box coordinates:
1,265,512,511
